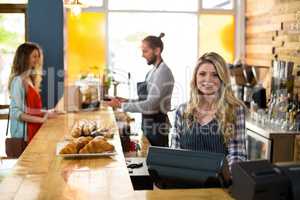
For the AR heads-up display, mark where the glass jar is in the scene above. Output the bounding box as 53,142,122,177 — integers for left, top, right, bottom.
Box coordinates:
75,75,100,110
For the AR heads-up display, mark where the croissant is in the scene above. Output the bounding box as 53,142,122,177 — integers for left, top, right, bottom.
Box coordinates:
94,136,106,141
82,120,97,136
60,142,78,154
82,125,90,136
103,131,114,139
88,121,97,133
75,136,93,150
79,137,114,154
71,126,82,138
82,121,91,135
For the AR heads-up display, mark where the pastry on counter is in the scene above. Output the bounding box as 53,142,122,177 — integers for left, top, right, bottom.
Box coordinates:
60,136,114,155
71,125,82,138
71,120,85,137
70,119,114,139
82,120,97,136
71,119,98,137
75,136,93,150
79,136,114,154
59,142,78,154
90,128,114,139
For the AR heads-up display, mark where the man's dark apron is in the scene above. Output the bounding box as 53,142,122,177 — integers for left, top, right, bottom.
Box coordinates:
137,66,169,147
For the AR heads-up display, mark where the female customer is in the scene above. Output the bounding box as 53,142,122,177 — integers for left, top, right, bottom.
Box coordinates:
170,52,247,169
8,42,56,143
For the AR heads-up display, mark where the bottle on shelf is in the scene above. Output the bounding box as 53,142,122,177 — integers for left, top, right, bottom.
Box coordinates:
295,94,300,131
268,93,275,120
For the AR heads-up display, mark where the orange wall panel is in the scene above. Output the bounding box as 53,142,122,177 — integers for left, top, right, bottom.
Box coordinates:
66,12,106,82
199,14,235,63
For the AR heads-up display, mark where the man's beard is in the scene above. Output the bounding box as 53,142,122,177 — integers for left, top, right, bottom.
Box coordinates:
147,55,157,65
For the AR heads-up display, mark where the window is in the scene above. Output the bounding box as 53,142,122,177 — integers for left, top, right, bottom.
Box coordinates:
108,12,197,105
199,14,235,63
0,4,26,105
108,0,198,12
202,0,234,10
108,11,197,133
0,3,26,157
0,0,27,3
66,0,241,104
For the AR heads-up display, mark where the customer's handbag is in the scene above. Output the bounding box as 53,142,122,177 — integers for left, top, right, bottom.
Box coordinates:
5,108,27,158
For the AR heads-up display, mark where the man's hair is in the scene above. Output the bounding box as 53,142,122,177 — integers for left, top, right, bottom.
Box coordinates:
143,32,165,52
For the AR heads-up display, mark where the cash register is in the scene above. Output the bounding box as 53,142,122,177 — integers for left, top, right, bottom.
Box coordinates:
231,160,300,200
146,146,226,189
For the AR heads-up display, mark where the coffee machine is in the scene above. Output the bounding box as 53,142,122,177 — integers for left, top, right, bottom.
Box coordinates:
230,63,258,107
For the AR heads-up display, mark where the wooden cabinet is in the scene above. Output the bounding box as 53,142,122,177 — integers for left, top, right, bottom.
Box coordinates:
246,120,300,163
293,135,300,161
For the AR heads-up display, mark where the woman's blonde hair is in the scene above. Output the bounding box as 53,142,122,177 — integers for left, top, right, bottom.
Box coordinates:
185,52,246,143
8,42,43,92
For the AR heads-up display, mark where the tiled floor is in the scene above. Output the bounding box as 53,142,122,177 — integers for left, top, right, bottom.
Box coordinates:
0,120,8,157
0,119,15,183
0,158,17,170
0,158,17,183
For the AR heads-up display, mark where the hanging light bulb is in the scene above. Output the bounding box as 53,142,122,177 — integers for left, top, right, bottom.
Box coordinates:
64,0,102,9
71,4,82,16
64,0,88,16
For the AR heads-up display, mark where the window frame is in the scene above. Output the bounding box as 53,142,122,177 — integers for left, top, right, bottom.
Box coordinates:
0,3,27,40
65,0,244,70
198,0,244,62
106,0,198,12
62,0,244,105
0,3,27,105
102,0,244,64
200,0,235,11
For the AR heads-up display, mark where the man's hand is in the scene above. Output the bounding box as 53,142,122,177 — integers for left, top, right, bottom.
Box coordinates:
116,96,128,102
107,98,122,108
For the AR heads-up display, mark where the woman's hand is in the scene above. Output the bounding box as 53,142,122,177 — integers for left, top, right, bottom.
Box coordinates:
46,110,58,119
40,110,57,123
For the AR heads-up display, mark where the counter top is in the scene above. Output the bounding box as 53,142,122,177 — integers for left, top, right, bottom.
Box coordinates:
246,119,300,138
0,104,233,200
135,189,232,200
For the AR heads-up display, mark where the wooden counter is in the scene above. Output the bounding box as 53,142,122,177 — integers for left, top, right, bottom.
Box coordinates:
0,106,233,200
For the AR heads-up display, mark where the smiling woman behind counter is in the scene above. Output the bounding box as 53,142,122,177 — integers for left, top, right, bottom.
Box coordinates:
170,52,247,171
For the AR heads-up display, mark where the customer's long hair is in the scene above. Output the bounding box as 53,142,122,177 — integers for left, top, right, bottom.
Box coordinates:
185,52,246,143
8,42,43,92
